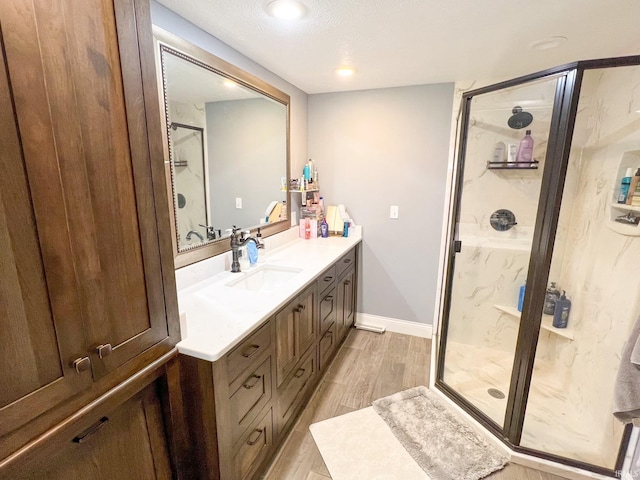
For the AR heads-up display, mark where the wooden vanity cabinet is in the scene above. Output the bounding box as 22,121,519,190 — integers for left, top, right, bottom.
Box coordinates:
0,0,181,472
179,245,359,480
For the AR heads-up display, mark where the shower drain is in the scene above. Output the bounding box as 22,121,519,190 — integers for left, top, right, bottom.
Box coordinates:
487,388,506,399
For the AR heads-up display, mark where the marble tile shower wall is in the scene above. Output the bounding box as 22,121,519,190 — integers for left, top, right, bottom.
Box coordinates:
448,81,557,351
168,101,209,246
527,65,640,461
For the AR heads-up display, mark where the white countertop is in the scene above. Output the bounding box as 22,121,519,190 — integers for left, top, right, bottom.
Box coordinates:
175,228,362,362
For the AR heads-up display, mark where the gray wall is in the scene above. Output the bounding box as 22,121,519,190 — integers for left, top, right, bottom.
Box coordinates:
206,98,287,229
308,84,454,324
150,0,308,217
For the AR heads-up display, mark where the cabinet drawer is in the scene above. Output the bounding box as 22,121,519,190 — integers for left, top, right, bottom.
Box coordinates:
318,265,336,295
319,287,337,334
336,248,356,278
226,320,272,384
233,408,273,480
229,356,272,445
319,328,336,370
277,350,317,429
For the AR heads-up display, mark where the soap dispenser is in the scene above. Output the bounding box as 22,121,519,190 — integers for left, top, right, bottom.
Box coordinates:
543,282,560,315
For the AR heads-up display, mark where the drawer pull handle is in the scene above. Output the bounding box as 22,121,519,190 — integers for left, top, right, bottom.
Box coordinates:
247,428,264,446
324,296,333,302
72,356,91,374
324,331,332,338
344,280,351,286
294,307,302,314
294,368,306,378
241,344,260,358
344,258,351,264
243,374,262,389
73,417,109,443
298,303,306,310
96,343,112,359
323,276,333,281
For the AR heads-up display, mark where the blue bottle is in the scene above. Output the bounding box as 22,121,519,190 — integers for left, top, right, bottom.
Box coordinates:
517,284,526,312
320,219,329,238
552,291,571,328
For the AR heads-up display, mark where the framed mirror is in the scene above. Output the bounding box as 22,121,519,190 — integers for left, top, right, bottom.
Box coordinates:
153,27,291,268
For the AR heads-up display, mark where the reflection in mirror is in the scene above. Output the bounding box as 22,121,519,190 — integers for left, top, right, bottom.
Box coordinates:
153,27,290,268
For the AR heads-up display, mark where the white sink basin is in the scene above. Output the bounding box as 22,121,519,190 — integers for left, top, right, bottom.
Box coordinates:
225,265,303,292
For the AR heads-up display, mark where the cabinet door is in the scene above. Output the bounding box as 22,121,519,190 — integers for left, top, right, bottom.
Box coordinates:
1,0,174,381
275,303,297,388
296,284,316,357
0,43,93,438
13,381,173,480
337,268,356,341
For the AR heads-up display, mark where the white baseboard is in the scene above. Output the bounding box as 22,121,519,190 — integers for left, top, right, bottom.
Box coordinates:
355,313,433,338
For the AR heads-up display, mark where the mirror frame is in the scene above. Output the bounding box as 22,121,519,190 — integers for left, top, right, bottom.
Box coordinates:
152,26,291,269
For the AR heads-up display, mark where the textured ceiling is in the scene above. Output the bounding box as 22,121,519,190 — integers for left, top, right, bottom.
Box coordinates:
156,0,640,94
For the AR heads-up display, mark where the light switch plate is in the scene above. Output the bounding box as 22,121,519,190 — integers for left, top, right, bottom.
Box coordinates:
236,197,242,209
390,205,399,219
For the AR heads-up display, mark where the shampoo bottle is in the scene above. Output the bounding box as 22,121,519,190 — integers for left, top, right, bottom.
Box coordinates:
543,282,560,315
516,130,534,166
320,218,329,238
552,291,571,328
618,168,634,204
517,284,526,312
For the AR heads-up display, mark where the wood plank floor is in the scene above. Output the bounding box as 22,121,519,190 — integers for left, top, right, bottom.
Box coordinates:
262,329,567,480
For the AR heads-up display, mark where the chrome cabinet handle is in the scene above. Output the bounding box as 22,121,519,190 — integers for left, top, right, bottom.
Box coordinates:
323,276,333,281
242,344,260,358
243,374,262,389
73,356,91,374
96,343,112,359
344,280,351,286
344,258,351,264
298,303,306,310
247,428,264,446
294,368,306,378
324,295,333,302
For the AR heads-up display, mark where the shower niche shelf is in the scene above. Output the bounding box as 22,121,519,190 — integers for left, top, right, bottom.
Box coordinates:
494,304,575,340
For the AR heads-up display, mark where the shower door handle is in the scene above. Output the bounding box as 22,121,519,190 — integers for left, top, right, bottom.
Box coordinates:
454,240,462,253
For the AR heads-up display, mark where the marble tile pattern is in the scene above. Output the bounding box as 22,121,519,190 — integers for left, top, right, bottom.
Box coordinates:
522,65,640,466
168,101,210,248
443,65,640,470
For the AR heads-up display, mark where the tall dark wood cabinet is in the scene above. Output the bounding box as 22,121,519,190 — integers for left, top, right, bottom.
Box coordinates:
0,0,183,477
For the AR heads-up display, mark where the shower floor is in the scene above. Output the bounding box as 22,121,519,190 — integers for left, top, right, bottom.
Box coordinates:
443,341,612,469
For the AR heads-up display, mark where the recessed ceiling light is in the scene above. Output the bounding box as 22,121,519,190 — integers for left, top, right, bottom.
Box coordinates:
223,79,237,88
528,36,568,51
266,0,307,20
335,67,355,77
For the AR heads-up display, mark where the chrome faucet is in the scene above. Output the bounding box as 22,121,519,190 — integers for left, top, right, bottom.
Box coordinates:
229,226,264,273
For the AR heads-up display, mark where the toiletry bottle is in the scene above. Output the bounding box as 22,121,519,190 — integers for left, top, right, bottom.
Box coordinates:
618,167,634,203
304,218,311,240
320,218,329,238
552,291,571,328
493,142,506,163
625,167,640,205
342,221,349,238
516,130,534,166
517,283,526,312
507,144,518,165
303,163,311,181
543,282,560,315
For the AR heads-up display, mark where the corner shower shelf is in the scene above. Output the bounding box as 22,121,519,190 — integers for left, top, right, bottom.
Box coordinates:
486,160,539,170
494,304,575,341
607,203,640,236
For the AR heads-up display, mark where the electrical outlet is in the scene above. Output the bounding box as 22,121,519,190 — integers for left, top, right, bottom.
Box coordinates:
236,197,242,209
390,205,399,219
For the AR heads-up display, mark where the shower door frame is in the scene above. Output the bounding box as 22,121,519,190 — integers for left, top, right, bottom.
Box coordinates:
435,55,640,477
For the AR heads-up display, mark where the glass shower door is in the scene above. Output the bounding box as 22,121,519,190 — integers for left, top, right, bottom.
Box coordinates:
439,74,562,429
520,64,640,470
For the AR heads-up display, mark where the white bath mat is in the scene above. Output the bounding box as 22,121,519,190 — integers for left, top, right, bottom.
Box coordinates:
309,407,429,480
